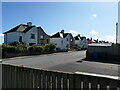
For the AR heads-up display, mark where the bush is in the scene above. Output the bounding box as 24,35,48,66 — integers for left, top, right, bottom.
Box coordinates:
81,47,87,50
71,46,81,51
16,44,27,53
2,45,17,53
43,44,56,54
28,46,43,54
9,41,19,46
2,43,56,58
2,44,27,53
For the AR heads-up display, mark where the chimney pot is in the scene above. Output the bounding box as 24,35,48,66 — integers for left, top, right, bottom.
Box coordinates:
27,22,32,26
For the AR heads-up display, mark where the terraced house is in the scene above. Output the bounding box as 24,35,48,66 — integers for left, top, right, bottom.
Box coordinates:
74,34,88,48
50,30,75,50
4,22,50,45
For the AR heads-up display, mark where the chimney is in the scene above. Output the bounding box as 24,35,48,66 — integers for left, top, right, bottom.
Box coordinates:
27,22,32,26
61,29,64,34
78,34,80,37
91,37,92,41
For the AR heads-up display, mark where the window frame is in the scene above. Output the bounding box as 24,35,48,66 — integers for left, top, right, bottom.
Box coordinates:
30,33,35,39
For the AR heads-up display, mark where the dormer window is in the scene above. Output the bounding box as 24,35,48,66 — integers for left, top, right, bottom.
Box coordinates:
31,34,35,39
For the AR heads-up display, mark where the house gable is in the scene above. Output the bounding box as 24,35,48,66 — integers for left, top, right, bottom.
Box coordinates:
4,24,35,34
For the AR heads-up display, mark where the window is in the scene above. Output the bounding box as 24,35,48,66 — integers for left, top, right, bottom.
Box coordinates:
61,40,63,44
19,36,22,42
40,35,44,40
31,34,35,39
67,38,68,41
47,39,49,43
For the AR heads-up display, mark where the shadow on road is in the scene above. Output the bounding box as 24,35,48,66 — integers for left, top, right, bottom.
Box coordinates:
78,58,120,64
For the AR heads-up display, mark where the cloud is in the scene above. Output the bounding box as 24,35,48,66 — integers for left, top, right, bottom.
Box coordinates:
90,30,99,35
0,33,4,37
92,14,97,18
101,34,116,43
90,14,97,20
92,34,116,43
69,30,80,36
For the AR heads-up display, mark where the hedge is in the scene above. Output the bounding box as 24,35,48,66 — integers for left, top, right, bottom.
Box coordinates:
43,44,56,54
2,44,56,58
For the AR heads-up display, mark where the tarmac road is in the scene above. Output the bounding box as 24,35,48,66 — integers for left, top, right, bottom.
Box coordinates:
3,51,119,76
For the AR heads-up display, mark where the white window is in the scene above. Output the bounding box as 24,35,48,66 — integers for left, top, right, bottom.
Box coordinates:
31,34,35,39
40,35,44,40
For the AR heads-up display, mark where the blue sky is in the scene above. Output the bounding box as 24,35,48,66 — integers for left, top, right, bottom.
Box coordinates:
1,2,118,44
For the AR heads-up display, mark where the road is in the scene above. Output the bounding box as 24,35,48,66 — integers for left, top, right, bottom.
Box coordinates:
3,51,119,76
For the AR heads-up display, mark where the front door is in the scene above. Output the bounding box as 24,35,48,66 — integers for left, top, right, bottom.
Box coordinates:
19,36,22,42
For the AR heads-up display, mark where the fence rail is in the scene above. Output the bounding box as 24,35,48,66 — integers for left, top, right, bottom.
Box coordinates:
1,64,120,89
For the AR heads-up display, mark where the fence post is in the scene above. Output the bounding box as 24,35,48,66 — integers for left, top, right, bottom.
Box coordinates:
0,60,2,90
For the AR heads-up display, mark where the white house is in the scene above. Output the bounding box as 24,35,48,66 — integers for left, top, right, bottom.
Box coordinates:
117,1,120,44
50,30,74,50
74,34,88,48
4,22,50,45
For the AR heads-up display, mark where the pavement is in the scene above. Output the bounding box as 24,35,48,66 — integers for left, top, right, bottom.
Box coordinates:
3,51,120,76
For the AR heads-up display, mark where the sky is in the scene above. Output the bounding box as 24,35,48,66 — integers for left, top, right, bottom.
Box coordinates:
0,2,118,44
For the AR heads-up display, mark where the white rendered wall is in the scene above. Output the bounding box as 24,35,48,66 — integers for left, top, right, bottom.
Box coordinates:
75,39,88,48
24,27,37,45
50,38,68,50
4,27,38,45
4,32,23,44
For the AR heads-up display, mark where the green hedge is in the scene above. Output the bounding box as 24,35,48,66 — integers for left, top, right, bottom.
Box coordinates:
70,46,81,51
43,44,56,54
2,44,27,53
2,44,56,56
28,46,43,54
70,46,87,51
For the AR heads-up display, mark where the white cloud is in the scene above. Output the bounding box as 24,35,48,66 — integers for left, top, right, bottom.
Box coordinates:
92,14,97,18
90,30,99,35
90,14,97,20
69,30,80,36
0,33,4,37
101,34,116,43
92,34,116,43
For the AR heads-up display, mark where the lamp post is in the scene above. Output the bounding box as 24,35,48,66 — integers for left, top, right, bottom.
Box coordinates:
0,45,2,90
0,60,2,90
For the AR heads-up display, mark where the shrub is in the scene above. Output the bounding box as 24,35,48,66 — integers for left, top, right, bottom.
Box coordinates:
28,46,43,54
43,44,56,54
81,47,87,50
71,46,81,51
9,41,19,46
16,44,27,53
2,44,27,54
2,45,17,53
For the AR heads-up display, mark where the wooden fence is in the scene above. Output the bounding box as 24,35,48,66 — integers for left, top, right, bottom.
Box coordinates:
86,44,120,61
1,64,120,89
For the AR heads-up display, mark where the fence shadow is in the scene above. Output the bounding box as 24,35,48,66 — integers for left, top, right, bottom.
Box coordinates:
81,58,120,64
